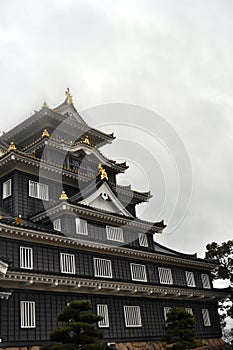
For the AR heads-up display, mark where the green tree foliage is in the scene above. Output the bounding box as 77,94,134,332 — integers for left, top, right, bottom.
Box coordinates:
162,307,201,350
41,300,105,350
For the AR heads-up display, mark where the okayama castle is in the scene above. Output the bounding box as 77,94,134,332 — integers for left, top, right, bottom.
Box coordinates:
0,89,229,348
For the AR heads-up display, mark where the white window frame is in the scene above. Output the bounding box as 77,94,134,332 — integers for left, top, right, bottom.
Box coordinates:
60,253,76,274
29,180,49,201
106,226,124,242
201,273,211,289
186,308,194,315
185,271,196,287
163,307,171,321
3,179,12,199
202,308,211,326
124,306,142,327
53,218,61,231
20,247,33,270
20,301,36,328
97,304,109,328
138,233,148,247
75,218,88,235
158,267,173,284
93,258,112,278
130,263,147,282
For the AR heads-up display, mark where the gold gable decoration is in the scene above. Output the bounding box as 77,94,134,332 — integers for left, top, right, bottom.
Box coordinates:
8,142,17,152
59,190,68,201
42,129,50,138
97,164,108,181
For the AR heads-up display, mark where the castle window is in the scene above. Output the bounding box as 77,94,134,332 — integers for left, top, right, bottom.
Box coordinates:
20,301,36,328
130,263,147,282
185,271,196,287
3,179,12,199
186,308,193,315
138,233,148,247
158,267,173,284
124,306,142,327
97,304,109,327
20,247,33,269
201,274,211,289
29,180,49,201
163,307,171,321
106,226,124,242
75,218,88,235
60,253,76,274
202,309,211,326
93,258,112,278
53,219,61,231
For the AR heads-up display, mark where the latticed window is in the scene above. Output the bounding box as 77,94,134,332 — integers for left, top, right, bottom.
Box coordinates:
186,308,193,315
53,219,61,231
75,218,88,235
3,179,12,199
106,226,124,242
185,271,196,287
60,253,76,274
97,304,109,327
202,309,211,326
163,307,171,321
20,247,33,269
201,274,211,289
93,258,112,278
124,306,142,327
138,233,148,247
29,180,49,201
130,263,147,282
20,301,36,328
158,267,173,284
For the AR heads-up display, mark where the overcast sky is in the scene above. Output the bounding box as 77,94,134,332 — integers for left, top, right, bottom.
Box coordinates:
1,0,233,258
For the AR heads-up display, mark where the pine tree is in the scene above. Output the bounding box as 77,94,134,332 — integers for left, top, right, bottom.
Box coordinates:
162,307,200,350
41,300,105,350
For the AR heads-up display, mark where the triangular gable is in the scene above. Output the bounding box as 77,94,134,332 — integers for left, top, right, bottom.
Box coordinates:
53,104,87,125
79,182,133,217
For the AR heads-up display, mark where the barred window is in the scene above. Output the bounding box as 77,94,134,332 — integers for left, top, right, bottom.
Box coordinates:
106,226,124,242
186,308,193,315
201,274,211,289
20,247,33,269
158,267,173,284
163,307,171,321
93,258,112,278
20,301,36,328
29,180,49,201
75,218,88,235
124,306,142,327
138,233,148,247
3,179,12,199
60,253,76,274
185,271,196,287
53,219,61,231
97,304,109,327
130,263,147,282
202,309,211,326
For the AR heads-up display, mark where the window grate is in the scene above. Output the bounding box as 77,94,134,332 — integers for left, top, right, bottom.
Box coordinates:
97,304,109,327
3,179,12,199
186,308,193,315
29,180,49,201
202,308,211,326
53,219,61,231
138,233,148,247
106,226,124,242
75,218,88,235
20,301,36,328
93,258,112,278
201,274,211,289
60,253,76,274
130,263,147,282
20,247,33,269
185,271,196,287
158,267,173,284
163,307,171,321
124,306,142,327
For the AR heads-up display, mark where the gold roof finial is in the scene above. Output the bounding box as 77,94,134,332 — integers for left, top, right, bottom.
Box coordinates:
97,164,108,181
42,101,49,108
42,129,50,138
65,88,74,105
59,190,68,201
8,142,17,152
15,214,23,225
83,135,91,145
